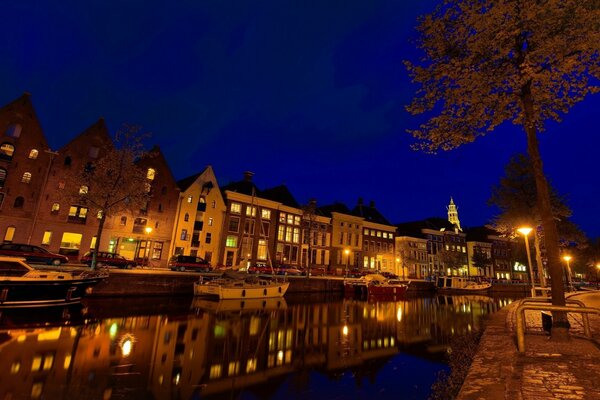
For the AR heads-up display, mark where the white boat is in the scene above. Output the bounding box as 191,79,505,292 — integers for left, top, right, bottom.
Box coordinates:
0,256,108,308
194,271,289,299
436,276,491,294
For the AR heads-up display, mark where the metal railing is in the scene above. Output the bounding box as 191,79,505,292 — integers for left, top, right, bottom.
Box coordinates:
516,300,600,352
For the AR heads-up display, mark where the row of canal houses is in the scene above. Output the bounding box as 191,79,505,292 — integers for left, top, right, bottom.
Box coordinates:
0,94,522,280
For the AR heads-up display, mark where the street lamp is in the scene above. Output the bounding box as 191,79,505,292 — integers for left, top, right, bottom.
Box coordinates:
344,249,350,278
596,263,600,289
563,255,572,291
517,227,536,297
144,227,153,267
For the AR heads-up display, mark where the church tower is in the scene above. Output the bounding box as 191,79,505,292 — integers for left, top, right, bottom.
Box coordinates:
447,197,462,231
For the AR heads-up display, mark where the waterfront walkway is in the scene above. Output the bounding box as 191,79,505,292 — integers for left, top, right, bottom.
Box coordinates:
458,291,600,400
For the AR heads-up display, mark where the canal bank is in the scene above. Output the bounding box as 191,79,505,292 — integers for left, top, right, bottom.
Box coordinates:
35,265,526,297
458,291,600,400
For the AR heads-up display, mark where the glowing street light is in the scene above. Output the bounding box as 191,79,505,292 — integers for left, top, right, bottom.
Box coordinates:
144,227,153,267
344,249,350,278
563,255,573,291
517,227,536,297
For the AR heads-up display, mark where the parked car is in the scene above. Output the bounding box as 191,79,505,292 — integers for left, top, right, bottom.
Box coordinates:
169,255,212,272
305,265,328,276
274,264,303,276
379,271,399,279
247,262,273,274
0,243,69,265
80,251,137,269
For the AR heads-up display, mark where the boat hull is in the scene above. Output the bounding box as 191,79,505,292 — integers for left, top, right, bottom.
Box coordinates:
0,277,106,308
194,281,289,299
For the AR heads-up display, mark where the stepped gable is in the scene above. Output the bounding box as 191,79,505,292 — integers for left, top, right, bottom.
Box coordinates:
317,202,351,218
261,185,300,208
351,199,391,225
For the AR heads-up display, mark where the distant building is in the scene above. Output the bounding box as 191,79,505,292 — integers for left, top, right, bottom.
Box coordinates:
447,197,462,231
318,203,363,275
352,198,396,274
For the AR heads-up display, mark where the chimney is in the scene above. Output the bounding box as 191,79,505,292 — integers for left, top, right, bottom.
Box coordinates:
243,171,254,182
369,200,375,208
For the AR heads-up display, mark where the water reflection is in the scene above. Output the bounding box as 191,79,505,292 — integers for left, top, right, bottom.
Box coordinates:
0,295,515,400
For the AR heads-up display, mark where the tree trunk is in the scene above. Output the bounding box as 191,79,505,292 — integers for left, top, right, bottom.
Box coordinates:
521,82,569,338
533,229,547,287
91,212,106,270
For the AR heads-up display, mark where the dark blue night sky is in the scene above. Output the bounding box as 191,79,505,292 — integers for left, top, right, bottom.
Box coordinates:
2,1,599,237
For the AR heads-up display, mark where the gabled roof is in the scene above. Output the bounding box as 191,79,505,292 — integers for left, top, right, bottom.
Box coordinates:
318,202,351,218
0,93,49,148
177,166,211,192
352,201,391,226
60,118,112,153
261,185,300,209
139,145,179,191
221,179,260,197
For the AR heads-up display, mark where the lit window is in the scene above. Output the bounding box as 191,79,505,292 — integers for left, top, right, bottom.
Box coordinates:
42,231,52,245
294,216,301,225
4,226,16,242
187,195,193,203
226,235,238,247
58,181,65,189
29,149,39,159
208,217,213,226
0,142,15,161
10,361,20,374
79,185,88,195
246,206,256,217
97,210,103,219
209,364,222,379
180,229,188,240
230,203,241,214
21,172,32,183
147,168,156,180
261,209,271,219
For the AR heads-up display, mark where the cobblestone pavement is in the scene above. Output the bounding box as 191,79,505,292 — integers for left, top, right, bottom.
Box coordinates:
458,291,600,400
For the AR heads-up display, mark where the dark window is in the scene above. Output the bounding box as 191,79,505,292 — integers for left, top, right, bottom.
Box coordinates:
194,221,203,231
64,156,72,166
205,233,212,244
184,213,189,222
158,203,163,212
133,218,147,234
120,216,127,226
0,168,6,188
13,196,24,208
5,124,22,138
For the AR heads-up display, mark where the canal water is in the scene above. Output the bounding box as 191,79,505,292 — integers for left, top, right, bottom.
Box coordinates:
0,294,516,400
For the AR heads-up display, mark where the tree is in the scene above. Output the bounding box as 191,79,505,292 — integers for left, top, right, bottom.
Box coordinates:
488,154,588,282
470,247,491,277
405,0,600,336
65,125,151,269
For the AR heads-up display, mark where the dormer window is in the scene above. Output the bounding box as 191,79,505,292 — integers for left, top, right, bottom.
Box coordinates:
29,149,39,159
147,168,156,180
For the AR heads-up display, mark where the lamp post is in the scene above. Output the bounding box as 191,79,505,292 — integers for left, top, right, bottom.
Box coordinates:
517,227,536,297
144,227,153,268
396,257,402,280
596,263,600,289
344,249,350,278
563,255,572,292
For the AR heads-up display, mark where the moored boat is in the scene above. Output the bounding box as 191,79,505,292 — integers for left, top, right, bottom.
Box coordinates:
0,257,108,308
191,297,288,313
194,270,289,299
344,274,408,297
436,276,491,294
